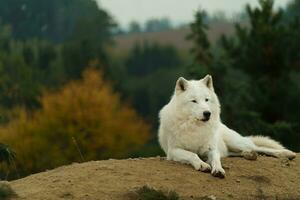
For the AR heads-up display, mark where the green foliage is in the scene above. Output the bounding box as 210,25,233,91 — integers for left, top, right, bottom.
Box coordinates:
0,27,67,109
188,0,300,150
0,144,15,166
0,183,16,200
132,186,179,200
109,43,186,156
125,43,182,76
0,0,114,109
129,21,142,34
284,0,300,22
0,0,115,43
0,28,49,108
121,43,184,126
186,9,211,75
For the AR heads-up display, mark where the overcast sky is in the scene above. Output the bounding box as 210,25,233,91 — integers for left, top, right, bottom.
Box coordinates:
97,0,291,28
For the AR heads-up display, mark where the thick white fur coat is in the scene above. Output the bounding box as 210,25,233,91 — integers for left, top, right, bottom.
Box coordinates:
158,75,296,178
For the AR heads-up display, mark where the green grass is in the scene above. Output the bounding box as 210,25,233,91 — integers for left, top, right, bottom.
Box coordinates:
132,185,179,200
0,183,16,200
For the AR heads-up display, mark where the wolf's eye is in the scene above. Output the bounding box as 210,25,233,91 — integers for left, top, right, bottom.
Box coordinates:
205,98,209,102
191,100,197,103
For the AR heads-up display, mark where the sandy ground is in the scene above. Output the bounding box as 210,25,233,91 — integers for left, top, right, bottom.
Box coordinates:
8,154,300,200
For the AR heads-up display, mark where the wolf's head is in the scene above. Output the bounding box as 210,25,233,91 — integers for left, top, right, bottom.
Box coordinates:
173,75,220,123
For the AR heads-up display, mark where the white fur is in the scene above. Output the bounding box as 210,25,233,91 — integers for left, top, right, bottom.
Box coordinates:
158,75,296,178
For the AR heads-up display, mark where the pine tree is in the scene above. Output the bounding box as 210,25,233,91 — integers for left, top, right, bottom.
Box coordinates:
186,10,212,76
187,0,300,150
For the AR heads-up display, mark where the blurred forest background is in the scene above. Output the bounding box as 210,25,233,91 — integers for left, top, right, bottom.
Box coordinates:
0,0,299,180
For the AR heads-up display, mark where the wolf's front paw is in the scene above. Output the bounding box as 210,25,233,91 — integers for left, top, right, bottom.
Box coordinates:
194,162,211,172
211,167,225,178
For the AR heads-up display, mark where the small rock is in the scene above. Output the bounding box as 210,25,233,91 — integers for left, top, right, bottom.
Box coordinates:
60,192,73,198
200,195,216,200
208,195,216,200
159,157,166,161
222,165,229,170
281,158,290,167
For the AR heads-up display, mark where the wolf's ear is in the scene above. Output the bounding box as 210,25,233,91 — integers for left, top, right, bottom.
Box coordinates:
202,75,214,91
176,77,188,93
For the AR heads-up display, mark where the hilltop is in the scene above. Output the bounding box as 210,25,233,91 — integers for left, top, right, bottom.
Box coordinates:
111,21,247,55
7,154,300,200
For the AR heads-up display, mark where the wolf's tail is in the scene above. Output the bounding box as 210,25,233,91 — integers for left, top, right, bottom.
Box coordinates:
247,135,285,150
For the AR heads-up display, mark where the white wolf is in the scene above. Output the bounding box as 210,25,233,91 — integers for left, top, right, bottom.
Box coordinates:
158,75,296,178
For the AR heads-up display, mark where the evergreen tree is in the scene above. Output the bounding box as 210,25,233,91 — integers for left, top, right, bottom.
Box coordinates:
129,21,142,33
187,0,300,150
186,10,211,76
0,0,114,43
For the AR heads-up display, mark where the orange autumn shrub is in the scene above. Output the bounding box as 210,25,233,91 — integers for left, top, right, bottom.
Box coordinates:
0,68,150,175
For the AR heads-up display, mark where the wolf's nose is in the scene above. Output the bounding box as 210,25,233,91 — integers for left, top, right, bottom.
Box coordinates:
203,111,211,119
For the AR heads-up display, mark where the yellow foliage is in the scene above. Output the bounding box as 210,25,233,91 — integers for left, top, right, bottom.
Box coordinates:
0,68,150,175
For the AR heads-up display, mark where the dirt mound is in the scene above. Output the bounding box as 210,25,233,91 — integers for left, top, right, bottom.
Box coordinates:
8,154,300,200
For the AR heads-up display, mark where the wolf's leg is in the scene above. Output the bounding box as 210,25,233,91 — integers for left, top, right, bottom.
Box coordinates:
253,146,296,159
221,124,296,160
226,134,295,159
227,143,294,160
167,148,211,172
221,125,261,160
207,149,225,178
